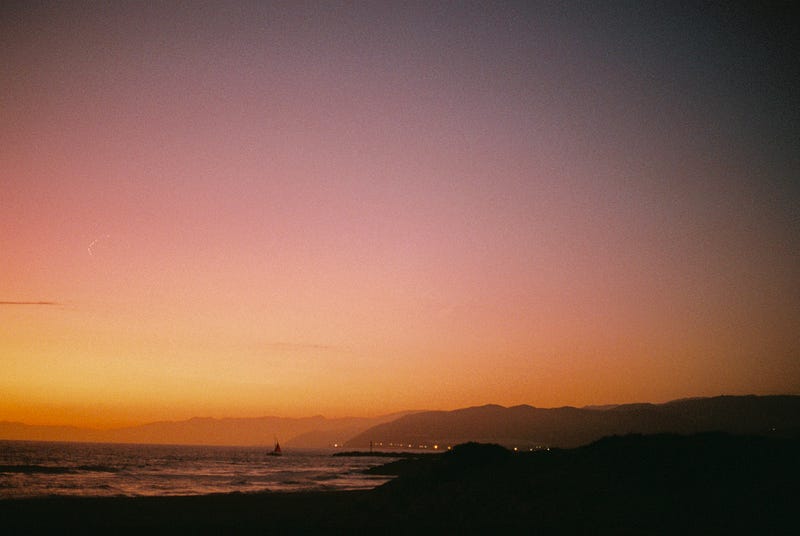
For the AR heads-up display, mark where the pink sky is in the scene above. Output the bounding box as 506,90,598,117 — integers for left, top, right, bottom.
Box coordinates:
2,2,798,427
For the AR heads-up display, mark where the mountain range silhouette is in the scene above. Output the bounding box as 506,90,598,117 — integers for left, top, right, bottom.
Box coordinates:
2,395,798,448
347,395,800,448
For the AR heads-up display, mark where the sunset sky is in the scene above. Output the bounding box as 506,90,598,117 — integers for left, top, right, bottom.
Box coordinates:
2,2,798,428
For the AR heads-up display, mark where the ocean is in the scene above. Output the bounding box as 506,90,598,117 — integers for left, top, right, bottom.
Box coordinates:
0,440,396,498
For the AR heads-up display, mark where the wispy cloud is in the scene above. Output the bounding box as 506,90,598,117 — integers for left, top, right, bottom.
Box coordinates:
264,342,337,352
0,301,60,306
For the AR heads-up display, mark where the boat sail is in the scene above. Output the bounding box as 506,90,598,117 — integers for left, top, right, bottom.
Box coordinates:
268,439,282,456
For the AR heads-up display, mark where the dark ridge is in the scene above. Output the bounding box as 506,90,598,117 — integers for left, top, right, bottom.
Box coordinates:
331,451,434,458
345,395,800,449
443,441,511,463
366,433,799,532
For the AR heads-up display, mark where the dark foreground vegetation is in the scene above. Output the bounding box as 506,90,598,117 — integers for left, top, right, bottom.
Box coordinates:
1,433,796,534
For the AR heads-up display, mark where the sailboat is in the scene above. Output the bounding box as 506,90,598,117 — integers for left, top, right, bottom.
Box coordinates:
268,439,282,456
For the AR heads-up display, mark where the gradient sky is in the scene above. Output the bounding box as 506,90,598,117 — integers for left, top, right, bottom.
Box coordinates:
2,1,798,428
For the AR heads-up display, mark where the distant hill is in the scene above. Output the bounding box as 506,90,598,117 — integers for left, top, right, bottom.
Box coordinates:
345,395,800,449
5,395,798,449
0,412,411,447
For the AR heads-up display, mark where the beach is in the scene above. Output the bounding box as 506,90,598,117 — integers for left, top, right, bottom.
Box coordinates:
1,490,373,531
1,434,796,534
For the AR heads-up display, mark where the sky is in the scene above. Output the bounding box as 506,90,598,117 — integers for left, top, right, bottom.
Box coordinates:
2,1,798,428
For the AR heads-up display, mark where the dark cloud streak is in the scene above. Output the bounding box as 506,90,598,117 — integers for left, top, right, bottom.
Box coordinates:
0,301,60,306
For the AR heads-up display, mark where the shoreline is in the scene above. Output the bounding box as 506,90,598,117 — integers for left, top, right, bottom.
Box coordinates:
2,433,796,533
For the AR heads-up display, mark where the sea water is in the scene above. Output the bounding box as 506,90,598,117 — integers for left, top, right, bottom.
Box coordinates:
0,440,396,498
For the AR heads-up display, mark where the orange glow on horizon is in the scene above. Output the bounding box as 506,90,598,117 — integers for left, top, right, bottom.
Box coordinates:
2,3,798,430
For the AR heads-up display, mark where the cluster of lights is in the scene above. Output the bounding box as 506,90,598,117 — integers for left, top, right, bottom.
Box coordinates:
371,442,452,450
336,441,552,452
